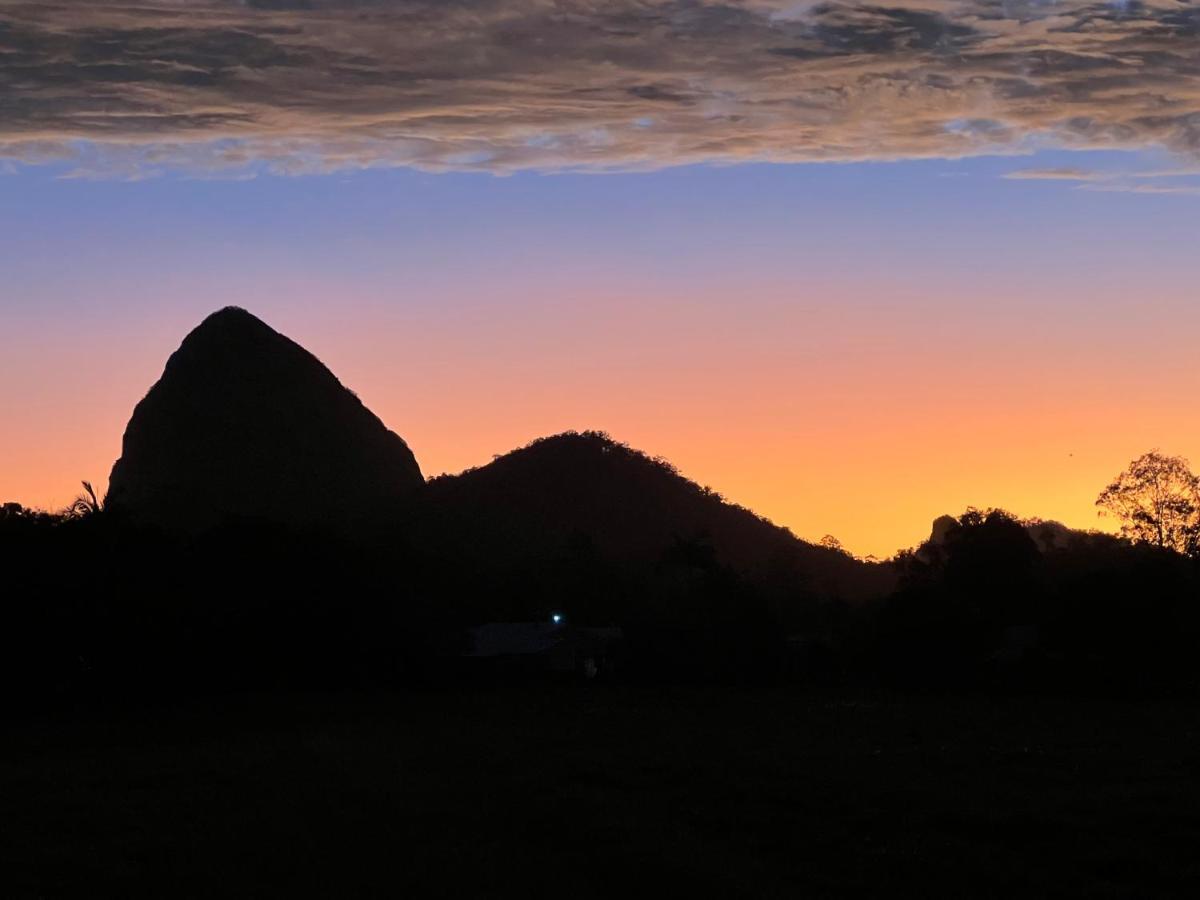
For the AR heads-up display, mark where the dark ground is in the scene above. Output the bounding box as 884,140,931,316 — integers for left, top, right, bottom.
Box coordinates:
4,687,1200,898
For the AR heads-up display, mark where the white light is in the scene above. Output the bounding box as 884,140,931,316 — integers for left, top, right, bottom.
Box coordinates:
552,614,563,624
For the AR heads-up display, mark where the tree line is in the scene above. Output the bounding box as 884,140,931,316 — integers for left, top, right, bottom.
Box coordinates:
3,449,1200,703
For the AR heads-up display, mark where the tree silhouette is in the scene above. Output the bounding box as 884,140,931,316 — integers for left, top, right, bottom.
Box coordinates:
1096,451,1200,556
66,481,103,518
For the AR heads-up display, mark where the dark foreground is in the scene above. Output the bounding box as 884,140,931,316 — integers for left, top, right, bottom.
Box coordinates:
4,688,1199,899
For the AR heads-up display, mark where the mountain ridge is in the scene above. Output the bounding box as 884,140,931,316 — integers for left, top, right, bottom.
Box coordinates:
420,430,894,607
104,308,893,612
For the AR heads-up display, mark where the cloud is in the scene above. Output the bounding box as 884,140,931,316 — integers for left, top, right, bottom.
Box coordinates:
1079,181,1200,196
1003,168,1108,181
1,1,1199,175
1004,161,1200,196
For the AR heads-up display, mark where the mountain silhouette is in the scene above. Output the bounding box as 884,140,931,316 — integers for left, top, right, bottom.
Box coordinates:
103,308,889,615
421,431,892,608
106,307,422,531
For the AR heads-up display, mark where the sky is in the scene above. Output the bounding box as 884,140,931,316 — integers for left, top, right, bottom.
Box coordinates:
2,0,1199,557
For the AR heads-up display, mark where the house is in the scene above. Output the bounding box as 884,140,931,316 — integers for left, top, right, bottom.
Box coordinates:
464,618,623,680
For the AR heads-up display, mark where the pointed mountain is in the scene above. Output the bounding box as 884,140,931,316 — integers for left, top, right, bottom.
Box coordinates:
106,307,422,531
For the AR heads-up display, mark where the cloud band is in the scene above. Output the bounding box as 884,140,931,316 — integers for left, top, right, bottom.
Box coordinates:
1,1,1198,175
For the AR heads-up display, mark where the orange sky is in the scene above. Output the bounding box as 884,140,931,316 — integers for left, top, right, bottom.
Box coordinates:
6,275,1196,560
4,158,1198,558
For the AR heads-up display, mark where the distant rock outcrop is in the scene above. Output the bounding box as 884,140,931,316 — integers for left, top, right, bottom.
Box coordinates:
929,515,960,545
106,307,422,531
925,512,1084,554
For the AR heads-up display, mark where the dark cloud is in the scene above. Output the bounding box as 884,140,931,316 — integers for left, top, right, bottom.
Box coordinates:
0,1,1198,175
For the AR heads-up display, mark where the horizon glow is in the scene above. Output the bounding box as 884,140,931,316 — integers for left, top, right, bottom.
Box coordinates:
3,151,1198,558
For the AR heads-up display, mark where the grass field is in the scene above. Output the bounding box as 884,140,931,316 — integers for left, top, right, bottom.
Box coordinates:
4,687,1200,898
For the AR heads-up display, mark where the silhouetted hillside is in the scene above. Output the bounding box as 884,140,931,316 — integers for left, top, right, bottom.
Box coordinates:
420,431,894,613
7,307,1200,699
106,307,423,531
